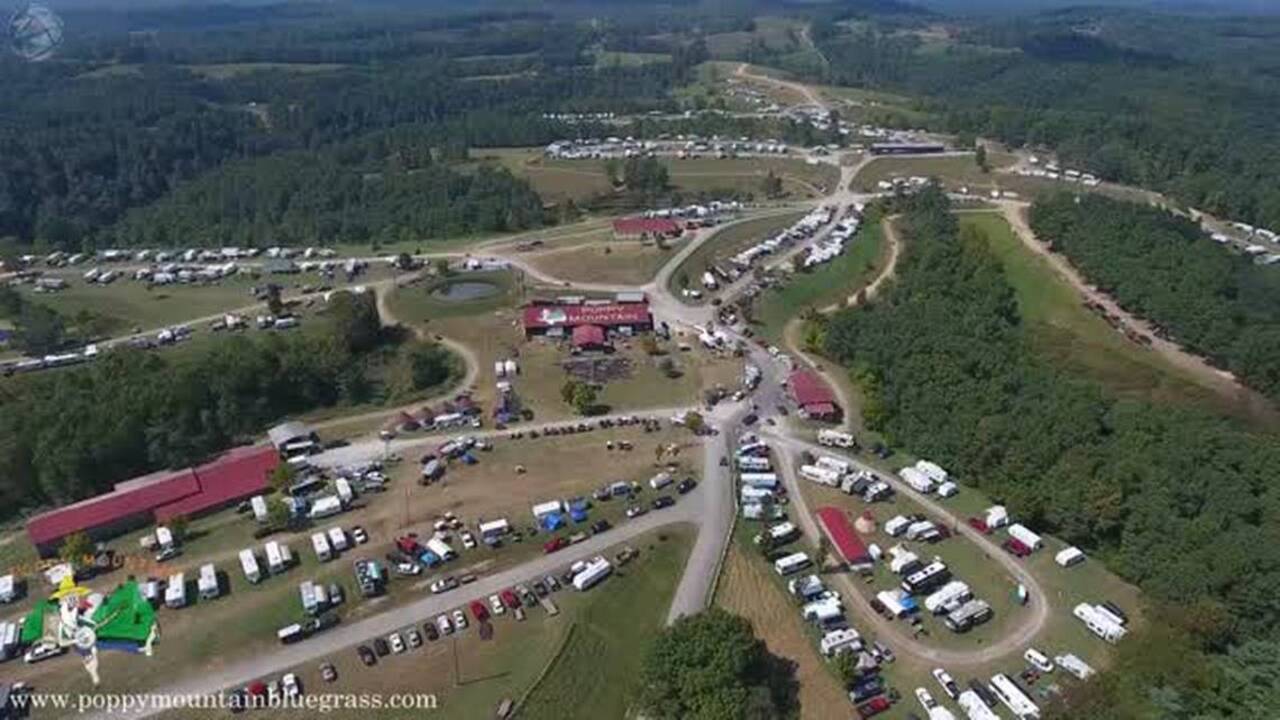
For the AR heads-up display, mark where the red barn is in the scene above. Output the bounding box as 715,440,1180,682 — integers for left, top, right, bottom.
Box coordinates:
612,217,683,240
26,445,278,556
815,506,873,569
788,370,841,421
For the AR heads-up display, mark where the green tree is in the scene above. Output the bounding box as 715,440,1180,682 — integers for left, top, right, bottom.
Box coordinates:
58,532,93,570
637,608,798,720
265,284,285,317
975,144,989,173
326,292,382,354
167,515,190,542
571,383,598,415
266,496,291,528
433,258,452,277
269,462,295,493
560,379,580,404
17,303,66,354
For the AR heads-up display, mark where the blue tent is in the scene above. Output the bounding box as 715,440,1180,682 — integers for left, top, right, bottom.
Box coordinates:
570,507,589,523
900,596,919,613
540,513,565,531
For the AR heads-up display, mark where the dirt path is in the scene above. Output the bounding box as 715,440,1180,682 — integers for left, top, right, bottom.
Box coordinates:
996,202,1251,400
735,63,828,111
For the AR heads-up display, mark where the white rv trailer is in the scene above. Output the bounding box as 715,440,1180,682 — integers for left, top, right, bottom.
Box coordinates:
239,549,262,583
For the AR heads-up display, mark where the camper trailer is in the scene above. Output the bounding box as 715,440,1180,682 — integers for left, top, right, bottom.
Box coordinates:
327,527,349,553
265,541,292,574
773,552,813,576
197,564,220,600
1007,524,1043,552
817,429,856,448
164,573,187,608
572,557,613,591
250,495,269,522
239,549,262,584
311,532,332,562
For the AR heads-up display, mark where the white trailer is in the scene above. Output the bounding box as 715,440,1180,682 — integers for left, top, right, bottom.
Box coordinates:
984,505,1009,529
820,628,861,656
905,520,938,541
0,574,16,603
924,581,972,614
899,466,935,493
478,518,510,543
817,429,856,448
250,495,268,522
164,573,187,608
573,557,613,591
958,690,1002,720
1055,546,1085,567
802,598,843,623
335,477,354,505
1007,524,1043,551
736,456,772,472
936,481,958,498
800,464,841,487
915,459,949,484
197,564,219,600
309,495,343,519
889,550,919,575
1073,604,1126,643
311,532,332,562
815,455,852,475
649,472,673,490
767,522,799,543
990,673,1040,719
740,485,774,502
739,472,779,489
239,549,262,584
884,515,912,537
299,581,322,615
327,527,349,553
265,541,291,574
532,500,564,519
425,537,456,561
788,574,825,601
773,552,812,576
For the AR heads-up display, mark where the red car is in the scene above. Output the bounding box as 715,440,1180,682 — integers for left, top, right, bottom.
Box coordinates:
966,517,991,535
470,600,490,622
543,537,568,554
856,696,891,718
1003,538,1032,558
500,589,521,609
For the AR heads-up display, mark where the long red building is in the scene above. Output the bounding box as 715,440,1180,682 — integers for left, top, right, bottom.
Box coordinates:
815,506,873,569
522,301,653,339
788,370,840,421
26,445,279,556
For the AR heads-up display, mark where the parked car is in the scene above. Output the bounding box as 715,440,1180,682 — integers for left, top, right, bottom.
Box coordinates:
372,638,390,656
965,517,991,535
590,520,611,535
931,668,959,699
395,562,421,576
23,641,66,664
388,633,405,654
460,531,476,549
626,505,647,518
452,609,469,630
544,574,560,591
357,645,376,666
423,622,439,642
1025,648,1054,672
652,495,675,510
352,526,368,544
470,600,490,622
406,628,423,648
500,589,521,609
857,696,892,719
543,537,568,554
436,614,453,635
1003,538,1032,558
677,478,697,494
320,662,338,683
488,594,506,615
430,576,459,594
281,673,301,699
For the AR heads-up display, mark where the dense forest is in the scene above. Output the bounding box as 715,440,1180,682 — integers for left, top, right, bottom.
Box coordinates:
811,9,1280,230
0,293,456,514
1030,194,1280,403
822,187,1280,717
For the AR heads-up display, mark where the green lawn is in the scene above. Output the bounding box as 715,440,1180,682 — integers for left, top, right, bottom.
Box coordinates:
755,218,887,344
593,50,672,69
963,212,1270,426
388,270,521,320
668,211,808,303
851,154,1014,194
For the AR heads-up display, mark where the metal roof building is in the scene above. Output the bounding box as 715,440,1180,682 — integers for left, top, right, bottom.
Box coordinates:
815,506,873,568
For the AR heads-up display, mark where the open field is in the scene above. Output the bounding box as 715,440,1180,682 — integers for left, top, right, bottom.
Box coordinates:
756,218,888,344
522,237,687,286
706,17,804,59
717,526,850,720
962,212,1276,427
472,148,839,204
593,49,671,68
5,425,699,695
141,526,693,720
667,211,807,300
851,153,1016,194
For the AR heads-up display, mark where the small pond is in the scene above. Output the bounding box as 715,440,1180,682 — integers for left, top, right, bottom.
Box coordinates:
431,280,501,302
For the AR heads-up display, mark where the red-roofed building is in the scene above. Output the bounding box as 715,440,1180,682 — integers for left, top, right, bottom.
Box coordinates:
522,302,653,339
26,445,278,556
815,506,873,570
612,217,683,240
788,370,841,421
571,324,608,350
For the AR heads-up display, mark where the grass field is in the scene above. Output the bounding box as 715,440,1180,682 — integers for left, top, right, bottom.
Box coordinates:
755,218,888,344
523,238,686,286
851,153,1016,194
592,50,672,68
667,211,807,302
717,525,851,720
963,212,1273,426
472,148,838,204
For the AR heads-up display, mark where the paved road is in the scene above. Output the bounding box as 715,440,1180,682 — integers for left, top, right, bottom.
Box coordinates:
86,502,706,720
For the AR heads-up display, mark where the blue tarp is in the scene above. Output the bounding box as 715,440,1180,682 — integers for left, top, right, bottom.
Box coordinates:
419,551,440,567
570,507,588,523
900,596,918,612
541,513,564,531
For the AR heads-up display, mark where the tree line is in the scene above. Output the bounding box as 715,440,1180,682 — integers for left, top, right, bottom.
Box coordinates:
1029,193,1280,404
821,187,1280,718
0,293,457,518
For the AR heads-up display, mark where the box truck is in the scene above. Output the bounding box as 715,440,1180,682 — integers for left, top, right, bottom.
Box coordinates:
327,527,349,553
